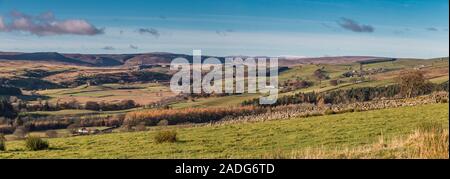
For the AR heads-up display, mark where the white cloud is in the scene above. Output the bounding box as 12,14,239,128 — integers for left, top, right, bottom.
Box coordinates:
0,11,103,36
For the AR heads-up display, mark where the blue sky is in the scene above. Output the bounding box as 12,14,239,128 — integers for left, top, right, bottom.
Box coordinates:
0,0,448,58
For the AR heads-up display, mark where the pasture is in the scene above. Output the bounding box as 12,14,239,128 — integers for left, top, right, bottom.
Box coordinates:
1,103,447,159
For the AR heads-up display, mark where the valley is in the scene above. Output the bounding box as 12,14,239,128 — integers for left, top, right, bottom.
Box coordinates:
0,53,448,159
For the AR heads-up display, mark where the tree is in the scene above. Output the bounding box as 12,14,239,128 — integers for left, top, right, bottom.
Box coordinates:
0,133,5,151
396,70,433,98
313,69,328,88
135,122,147,131
0,98,17,119
119,100,136,110
67,99,80,109
43,100,51,111
85,101,100,111
13,118,24,127
0,133,5,141
13,126,28,139
66,124,80,134
329,80,339,86
45,130,58,138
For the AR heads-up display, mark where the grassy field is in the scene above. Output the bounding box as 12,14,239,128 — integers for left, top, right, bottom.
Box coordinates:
37,83,175,105
1,103,448,159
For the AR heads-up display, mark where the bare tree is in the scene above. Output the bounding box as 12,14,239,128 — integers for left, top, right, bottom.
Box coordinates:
45,130,58,138
13,126,28,139
314,69,328,88
396,70,433,98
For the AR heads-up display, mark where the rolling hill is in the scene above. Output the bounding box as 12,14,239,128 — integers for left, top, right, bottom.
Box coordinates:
0,51,387,67
0,52,93,66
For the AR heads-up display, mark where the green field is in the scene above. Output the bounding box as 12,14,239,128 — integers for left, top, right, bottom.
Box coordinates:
35,82,174,105
1,103,448,159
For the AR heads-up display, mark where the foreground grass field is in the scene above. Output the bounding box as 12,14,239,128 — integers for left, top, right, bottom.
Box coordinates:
1,103,448,159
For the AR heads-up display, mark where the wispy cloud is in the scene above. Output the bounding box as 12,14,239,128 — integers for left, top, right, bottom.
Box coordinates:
338,18,374,33
321,23,340,32
393,28,410,35
129,45,138,49
137,28,160,37
393,30,404,35
215,29,234,37
102,46,115,50
426,27,438,31
0,10,104,36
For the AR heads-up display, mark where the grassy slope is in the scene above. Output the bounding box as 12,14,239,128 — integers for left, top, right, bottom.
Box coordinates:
1,103,448,159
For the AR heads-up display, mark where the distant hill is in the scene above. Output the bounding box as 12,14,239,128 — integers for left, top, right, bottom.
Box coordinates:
123,53,193,66
0,52,93,66
0,51,387,67
123,52,228,66
63,53,130,66
0,52,133,66
278,56,383,66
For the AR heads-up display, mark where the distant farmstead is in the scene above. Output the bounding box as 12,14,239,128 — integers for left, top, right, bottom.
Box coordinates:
74,126,119,136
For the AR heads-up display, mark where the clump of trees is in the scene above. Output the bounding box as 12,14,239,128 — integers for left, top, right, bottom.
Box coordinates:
281,79,312,93
84,100,137,111
313,68,329,88
438,81,449,91
396,70,434,98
